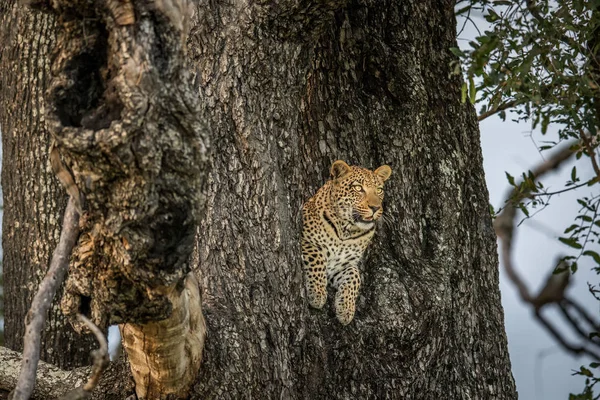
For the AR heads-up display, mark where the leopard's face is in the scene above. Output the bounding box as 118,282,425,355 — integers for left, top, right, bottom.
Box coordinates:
329,161,392,230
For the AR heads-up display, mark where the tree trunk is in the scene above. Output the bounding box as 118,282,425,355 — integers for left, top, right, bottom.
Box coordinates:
0,0,95,369
1,0,517,398
189,0,516,398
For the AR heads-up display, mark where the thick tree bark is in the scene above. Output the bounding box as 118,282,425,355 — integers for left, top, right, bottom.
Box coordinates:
189,0,516,398
0,0,95,369
1,0,517,399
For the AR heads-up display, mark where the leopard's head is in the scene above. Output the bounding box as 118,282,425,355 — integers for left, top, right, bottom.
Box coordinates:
329,160,392,230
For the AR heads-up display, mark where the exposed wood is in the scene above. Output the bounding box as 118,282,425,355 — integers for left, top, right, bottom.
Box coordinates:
120,273,206,399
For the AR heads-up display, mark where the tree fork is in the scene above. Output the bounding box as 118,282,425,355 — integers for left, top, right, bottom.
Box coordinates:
27,0,209,397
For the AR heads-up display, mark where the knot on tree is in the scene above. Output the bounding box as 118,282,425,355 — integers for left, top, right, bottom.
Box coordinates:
39,0,208,331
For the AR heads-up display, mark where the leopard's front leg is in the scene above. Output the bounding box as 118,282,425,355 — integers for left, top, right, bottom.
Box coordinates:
331,266,361,325
301,240,327,309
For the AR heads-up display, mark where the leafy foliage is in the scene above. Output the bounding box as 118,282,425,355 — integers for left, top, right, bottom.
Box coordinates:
455,0,600,397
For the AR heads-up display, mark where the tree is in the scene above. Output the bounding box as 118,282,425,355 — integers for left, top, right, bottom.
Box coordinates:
0,0,517,399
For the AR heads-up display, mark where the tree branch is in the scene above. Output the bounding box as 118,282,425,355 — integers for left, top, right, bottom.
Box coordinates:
0,346,89,399
58,315,109,400
9,198,80,400
494,142,600,359
0,346,134,400
478,99,522,122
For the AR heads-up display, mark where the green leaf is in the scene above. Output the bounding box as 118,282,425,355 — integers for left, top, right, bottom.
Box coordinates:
571,166,577,182
583,250,600,265
564,224,579,234
461,82,467,103
505,172,516,186
519,203,530,217
449,47,464,57
559,237,583,249
541,114,549,134
455,4,471,16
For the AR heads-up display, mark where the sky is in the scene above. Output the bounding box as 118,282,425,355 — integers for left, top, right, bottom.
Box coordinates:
481,116,597,399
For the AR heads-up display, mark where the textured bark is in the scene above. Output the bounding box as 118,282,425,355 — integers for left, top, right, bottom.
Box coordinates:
189,0,517,398
2,0,516,398
0,0,96,368
33,0,209,397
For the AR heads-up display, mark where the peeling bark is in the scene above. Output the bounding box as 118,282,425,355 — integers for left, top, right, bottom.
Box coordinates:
120,273,206,399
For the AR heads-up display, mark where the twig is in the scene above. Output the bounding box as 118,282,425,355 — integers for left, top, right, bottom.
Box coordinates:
495,143,575,303
478,99,521,121
59,314,109,400
9,197,80,400
531,178,596,197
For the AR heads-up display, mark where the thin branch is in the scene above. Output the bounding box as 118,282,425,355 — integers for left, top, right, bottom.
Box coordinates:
494,141,600,360
9,197,80,400
59,314,109,400
557,301,600,346
535,309,600,360
478,99,522,121
531,178,596,197
563,297,600,333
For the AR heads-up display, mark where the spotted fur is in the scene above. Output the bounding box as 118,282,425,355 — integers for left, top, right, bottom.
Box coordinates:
302,160,392,325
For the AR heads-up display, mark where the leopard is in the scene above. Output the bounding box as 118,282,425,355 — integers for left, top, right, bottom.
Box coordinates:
302,160,392,325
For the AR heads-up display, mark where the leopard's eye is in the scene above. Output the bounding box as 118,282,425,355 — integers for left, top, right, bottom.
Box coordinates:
352,184,363,192
376,188,384,195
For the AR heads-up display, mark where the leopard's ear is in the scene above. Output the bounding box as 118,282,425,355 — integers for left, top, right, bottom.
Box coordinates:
331,160,351,180
374,165,392,181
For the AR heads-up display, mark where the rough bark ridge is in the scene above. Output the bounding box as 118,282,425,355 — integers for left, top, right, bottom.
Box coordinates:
23,0,208,397
33,0,208,331
0,0,96,368
190,0,516,398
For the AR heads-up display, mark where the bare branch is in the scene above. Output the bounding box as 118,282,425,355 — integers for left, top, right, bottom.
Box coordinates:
534,309,600,360
58,315,109,400
9,198,80,400
494,142,600,359
0,346,134,399
0,346,89,398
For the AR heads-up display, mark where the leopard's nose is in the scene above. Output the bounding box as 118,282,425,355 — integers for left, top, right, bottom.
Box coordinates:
369,205,381,213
